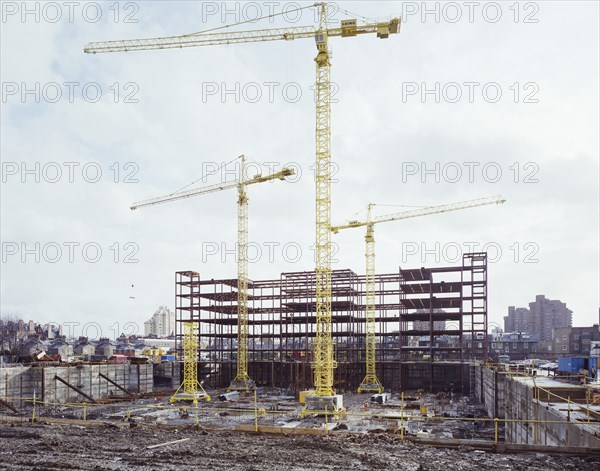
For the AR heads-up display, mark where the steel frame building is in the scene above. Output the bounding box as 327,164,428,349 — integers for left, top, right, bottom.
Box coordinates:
175,252,488,393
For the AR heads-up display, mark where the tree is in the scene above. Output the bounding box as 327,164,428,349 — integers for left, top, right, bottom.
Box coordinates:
0,312,23,362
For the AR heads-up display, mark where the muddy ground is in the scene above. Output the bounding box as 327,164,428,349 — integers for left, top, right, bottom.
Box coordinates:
0,423,599,471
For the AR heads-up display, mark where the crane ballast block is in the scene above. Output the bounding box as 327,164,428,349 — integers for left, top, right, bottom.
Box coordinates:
304,394,343,414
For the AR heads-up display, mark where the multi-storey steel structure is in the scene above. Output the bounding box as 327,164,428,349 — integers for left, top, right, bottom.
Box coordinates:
175,253,488,393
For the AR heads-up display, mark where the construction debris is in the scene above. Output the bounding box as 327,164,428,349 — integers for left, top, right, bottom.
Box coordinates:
146,438,190,450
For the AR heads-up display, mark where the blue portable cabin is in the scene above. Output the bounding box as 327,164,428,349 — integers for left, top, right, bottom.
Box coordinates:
557,357,586,374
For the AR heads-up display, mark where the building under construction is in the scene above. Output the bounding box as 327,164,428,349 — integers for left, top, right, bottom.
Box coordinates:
175,252,488,393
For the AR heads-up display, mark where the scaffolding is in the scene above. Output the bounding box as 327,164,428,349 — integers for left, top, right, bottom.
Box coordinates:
175,253,488,394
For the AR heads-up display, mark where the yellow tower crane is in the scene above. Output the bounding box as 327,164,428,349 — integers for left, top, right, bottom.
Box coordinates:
170,321,210,403
331,195,506,393
131,156,294,392
85,3,400,414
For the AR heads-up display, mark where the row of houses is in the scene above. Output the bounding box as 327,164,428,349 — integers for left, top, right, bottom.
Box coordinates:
6,336,149,362
489,324,600,360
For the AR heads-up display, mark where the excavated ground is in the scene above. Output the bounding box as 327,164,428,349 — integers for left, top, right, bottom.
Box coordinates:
0,423,599,471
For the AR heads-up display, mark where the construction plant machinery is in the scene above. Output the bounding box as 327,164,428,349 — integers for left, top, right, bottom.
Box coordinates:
131,156,294,392
331,195,506,394
85,3,400,415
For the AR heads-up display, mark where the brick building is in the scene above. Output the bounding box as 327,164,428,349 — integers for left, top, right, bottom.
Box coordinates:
552,325,600,356
489,332,540,361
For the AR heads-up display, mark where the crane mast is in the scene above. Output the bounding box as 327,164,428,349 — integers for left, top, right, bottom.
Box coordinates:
170,321,210,403
230,156,254,391
331,196,506,394
359,205,383,393
313,3,335,399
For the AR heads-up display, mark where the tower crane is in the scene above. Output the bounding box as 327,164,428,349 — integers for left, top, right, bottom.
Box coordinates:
131,156,294,392
85,3,400,413
331,195,506,393
170,321,210,403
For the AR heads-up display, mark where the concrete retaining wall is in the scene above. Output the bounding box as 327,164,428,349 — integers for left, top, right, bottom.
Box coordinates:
0,364,153,405
474,365,506,418
153,361,181,390
504,377,600,447
474,365,600,448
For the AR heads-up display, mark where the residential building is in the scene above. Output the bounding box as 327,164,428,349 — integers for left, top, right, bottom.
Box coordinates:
95,338,115,357
46,340,72,359
529,295,572,342
538,340,555,358
553,325,600,356
489,332,540,361
19,337,45,356
490,326,503,336
144,306,175,337
73,338,95,357
504,307,533,333
114,342,136,357
505,295,572,342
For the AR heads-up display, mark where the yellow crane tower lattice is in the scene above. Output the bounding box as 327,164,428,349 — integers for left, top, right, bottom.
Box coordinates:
85,3,400,413
313,3,335,401
231,155,253,392
130,156,294,393
362,204,381,393
171,321,210,403
331,196,506,393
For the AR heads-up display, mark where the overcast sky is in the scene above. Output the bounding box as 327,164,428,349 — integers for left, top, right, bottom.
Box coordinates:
1,1,598,338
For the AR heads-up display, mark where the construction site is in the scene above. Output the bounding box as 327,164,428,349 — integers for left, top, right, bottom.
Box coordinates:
1,1,599,470
2,358,600,469
2,246,600,468
175,253,488,393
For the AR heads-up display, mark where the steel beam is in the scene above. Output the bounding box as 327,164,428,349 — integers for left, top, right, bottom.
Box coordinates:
54,375,97,403
99,373,134,398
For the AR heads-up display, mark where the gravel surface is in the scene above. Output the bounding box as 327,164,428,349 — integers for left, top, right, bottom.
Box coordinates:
0,423,598,471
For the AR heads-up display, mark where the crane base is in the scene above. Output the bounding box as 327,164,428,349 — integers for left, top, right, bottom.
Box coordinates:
357,374,384,394
228,378,256,392
169,392,210,403
357,383,384,394
302,394,344,417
